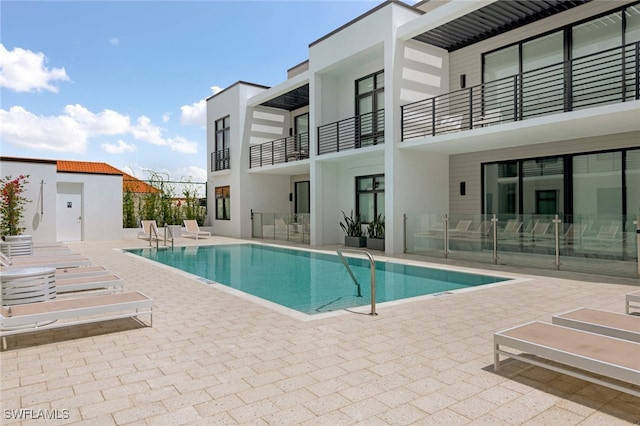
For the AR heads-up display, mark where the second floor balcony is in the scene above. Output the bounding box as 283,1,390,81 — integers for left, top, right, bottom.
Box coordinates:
318,109,385,155
249,133,309,168
401,42,640,141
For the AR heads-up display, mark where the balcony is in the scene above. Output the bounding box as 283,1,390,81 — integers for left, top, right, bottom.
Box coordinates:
401,42,640,141
213,148,230,171
249,133,309,169
317,109,385,155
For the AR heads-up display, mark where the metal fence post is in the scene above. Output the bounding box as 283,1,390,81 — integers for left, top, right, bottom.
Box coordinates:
443,214,449,259
553,214,561,270
492,214,498,265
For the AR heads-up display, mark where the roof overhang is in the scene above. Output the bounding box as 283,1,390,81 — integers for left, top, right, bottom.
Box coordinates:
413,0,593,52
259,84,309,111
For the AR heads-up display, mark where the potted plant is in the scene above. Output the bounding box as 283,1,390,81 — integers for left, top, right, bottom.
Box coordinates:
366,213,385,250
340,210,366,247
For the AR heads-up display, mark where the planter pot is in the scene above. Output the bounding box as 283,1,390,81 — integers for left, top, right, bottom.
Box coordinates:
366,237,385,251
344,236,367,248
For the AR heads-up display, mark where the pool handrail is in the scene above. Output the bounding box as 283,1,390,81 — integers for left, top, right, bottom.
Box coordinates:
336,249,377,316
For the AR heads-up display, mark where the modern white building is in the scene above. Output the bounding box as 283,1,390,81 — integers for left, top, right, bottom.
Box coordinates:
206,0,640,275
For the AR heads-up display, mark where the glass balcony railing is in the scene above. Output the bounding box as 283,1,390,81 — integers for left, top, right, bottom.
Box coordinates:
251,212,310,244
401,42,640,141
317,109,385,155
249,133,309,168
405,213,639,278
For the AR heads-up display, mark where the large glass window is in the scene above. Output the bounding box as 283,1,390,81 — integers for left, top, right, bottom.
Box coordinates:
356,71,384,146
484,162,518,216
522,31,564,118
213,116,230,171
522,157,564,215
625,149,640,219
573,152,622,217
572,11,624,109
215,186,230,220
356,174,385,223
295,181,310,214
483,149,635,221
627,4,640,43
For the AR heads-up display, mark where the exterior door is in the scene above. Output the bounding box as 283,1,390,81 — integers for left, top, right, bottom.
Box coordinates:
57,183,82,241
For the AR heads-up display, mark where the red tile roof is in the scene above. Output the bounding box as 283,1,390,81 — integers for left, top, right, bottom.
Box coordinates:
56,160,159,193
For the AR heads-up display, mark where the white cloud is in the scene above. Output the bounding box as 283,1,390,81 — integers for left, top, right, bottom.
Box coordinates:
162,113,170,122
0,106,86,153
101,139,137,154
179,86,223,127
0,104,199,155
180,100,206,127
0,43,70,92
109,37,120,46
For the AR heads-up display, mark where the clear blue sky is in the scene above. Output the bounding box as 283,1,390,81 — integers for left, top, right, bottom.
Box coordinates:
1,0,416,184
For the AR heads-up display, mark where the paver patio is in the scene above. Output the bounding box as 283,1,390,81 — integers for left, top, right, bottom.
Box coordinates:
1,237,638,425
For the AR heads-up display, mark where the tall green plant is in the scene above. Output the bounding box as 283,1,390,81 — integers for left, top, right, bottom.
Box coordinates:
122,187,137,228
339,210,362,237
0,175,31,236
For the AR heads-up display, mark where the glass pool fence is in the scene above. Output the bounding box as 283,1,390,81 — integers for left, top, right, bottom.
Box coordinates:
405,213,639,279
251,212,310,244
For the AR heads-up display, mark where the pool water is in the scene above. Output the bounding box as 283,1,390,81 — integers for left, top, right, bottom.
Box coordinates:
127,244,508,315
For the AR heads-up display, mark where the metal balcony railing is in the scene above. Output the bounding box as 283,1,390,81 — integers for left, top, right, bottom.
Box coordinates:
213,148,230,171
249,133,309,168
318,109,385,155
401,42,640,141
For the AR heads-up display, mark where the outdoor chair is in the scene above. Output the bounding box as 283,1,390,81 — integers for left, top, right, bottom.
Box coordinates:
1,291,153,350
138,220,161,241
552,307,640,343
183,220,211,239
494,321,640,397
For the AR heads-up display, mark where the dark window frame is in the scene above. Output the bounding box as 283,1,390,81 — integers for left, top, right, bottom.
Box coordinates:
481,2,639,84
355,174,385,224
215,185,230,220
481,147,638,219
213,116,230,171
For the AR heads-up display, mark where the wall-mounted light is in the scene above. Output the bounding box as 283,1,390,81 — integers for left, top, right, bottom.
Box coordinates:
460,74,466,89
289,193,293,202
460,181,466,196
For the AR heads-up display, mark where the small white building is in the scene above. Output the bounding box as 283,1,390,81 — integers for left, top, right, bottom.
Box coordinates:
0,157,124,242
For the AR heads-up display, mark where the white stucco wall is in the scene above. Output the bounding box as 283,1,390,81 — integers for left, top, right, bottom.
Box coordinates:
0,159,58,242
56,172,122,241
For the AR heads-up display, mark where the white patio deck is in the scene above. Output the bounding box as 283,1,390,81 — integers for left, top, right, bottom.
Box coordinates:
1,237,638,425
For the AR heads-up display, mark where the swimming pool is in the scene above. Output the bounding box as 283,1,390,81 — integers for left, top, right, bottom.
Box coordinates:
127,244,509,315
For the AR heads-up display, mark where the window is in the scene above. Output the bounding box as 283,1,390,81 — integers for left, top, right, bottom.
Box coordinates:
483,148,637,220
213,116,230,171
215,186,230,220
482,3,637,115
355,71,384,146
356,174,385,223
295,181,310,214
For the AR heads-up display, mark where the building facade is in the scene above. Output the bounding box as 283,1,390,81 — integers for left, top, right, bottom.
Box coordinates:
206,0,640,272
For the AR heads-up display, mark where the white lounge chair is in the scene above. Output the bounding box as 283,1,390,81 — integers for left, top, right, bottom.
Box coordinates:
626,290,640,315
2,265,109,279
494,321,640,397
183,220,211,239
55,274,124,295
138,220,161,241
0,252,91,269
1,291,153,349
552,307,640,343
